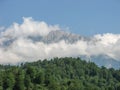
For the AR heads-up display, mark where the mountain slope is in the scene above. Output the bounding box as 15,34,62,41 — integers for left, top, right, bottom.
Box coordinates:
0,57,120,90
81,55,120,69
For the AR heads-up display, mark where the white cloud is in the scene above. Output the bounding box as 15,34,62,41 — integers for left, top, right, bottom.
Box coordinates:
0,17,120,64
1,17,60,39
87,33,120,59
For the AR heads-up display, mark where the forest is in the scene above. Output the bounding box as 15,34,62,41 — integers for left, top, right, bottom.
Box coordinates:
0,57,120,90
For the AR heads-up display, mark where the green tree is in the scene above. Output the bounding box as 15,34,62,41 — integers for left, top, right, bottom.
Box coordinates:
13,70,25,90
34,71,44,84
24,74,33,90
3,72,15,90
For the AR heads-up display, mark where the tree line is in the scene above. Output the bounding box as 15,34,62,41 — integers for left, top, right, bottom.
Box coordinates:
0,57,120,90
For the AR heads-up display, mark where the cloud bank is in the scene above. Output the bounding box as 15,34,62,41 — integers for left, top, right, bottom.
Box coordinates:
0,17,120,64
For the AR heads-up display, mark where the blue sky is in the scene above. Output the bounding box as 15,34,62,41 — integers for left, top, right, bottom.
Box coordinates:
0,0,120,36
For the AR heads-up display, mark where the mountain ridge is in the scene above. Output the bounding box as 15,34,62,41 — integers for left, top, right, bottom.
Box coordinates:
0,30,120,69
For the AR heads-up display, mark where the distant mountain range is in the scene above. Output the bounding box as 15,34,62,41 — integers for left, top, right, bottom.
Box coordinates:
1,30,120,69
29,30,120,69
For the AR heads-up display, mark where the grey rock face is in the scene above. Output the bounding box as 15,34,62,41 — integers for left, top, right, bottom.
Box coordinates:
27,30,86,43
42,30,83,43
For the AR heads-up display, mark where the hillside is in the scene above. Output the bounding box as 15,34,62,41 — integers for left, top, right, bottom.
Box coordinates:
0,57,120,90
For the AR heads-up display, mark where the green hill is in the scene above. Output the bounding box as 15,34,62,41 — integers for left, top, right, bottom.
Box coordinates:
0,57,120,90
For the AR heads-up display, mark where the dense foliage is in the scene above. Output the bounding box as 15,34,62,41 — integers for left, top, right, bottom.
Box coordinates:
0,57,120,90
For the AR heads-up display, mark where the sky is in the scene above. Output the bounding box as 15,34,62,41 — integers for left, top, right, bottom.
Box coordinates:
0,0,120,36
0,0,120,66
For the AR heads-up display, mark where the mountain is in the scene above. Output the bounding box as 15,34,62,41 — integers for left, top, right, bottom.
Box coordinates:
0,30,120,69
81,55,120,69
28,30,86,43
40,30,120,69
0,57,120,90
90,55,120,69
42,30,120,69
